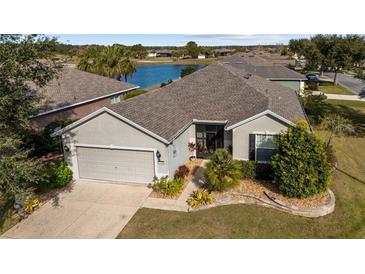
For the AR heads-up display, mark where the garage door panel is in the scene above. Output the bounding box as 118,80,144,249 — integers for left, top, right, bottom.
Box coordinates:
77,147,155,183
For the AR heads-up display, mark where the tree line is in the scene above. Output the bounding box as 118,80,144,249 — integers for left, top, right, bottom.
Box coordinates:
287,34,365,84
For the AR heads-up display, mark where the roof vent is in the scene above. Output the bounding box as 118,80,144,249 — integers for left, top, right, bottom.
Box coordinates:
243,73,252,79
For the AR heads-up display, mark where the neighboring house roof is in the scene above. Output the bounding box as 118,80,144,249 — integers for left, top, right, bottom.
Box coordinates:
222,54,307,80
33,66,137,115
104,61,306,142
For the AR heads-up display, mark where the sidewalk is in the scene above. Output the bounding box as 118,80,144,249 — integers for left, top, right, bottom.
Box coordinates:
313,91,364,101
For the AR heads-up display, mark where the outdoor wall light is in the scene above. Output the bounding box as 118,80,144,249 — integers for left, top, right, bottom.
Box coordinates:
156,150,161,161
63,145,70,152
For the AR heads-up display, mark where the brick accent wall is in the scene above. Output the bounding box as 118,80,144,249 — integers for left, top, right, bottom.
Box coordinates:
31,96,117,131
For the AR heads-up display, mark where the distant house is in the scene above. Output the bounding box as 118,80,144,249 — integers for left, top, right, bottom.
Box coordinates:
213,48,235,57
147,51,157,57
30,66,138,130
155,49,173,57
198,54,206,59
222,54,306,93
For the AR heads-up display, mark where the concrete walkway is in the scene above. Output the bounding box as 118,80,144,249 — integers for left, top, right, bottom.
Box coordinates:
143,160,208,212
313,91,364,101
1,180,151,239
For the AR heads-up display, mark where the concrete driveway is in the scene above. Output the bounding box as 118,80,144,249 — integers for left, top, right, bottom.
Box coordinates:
1,180,151,239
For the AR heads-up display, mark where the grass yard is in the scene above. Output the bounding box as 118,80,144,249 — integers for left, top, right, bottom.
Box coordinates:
318,82,354,95
118,101,365,239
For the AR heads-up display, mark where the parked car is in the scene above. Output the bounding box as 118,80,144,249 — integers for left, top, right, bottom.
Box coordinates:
305,73,320,81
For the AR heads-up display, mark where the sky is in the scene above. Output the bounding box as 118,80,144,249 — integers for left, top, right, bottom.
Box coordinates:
54,34,312,46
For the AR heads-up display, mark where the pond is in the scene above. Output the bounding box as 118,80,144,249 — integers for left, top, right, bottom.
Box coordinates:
125,64,206,89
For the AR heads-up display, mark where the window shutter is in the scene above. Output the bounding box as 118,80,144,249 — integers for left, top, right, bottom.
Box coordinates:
249,134,255,161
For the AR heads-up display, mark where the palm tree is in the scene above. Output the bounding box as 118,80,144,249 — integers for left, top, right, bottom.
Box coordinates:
120,58,137,82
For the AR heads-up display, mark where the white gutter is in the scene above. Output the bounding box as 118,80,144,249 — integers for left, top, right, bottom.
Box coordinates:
31,86,139,118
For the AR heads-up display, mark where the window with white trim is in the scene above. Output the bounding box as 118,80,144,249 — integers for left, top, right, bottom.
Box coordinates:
110,95,121,104
255,134,278,163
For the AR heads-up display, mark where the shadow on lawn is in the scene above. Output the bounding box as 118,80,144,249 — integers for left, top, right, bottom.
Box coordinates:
326,104,365,136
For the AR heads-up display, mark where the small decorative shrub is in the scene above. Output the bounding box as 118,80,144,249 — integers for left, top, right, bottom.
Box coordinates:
204,149,242,192
186,189,213,207
23,198,40,214
239,160,273,180
174,165,190,179
271,122,331,198
148,176,185,197
54,161,73,188
240,160,256,179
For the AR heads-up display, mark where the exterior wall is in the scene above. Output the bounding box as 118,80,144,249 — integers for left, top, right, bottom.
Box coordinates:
62,112,169,180
271,80,301,92
232,114,289,160
31,94,124,131
168,124,195,178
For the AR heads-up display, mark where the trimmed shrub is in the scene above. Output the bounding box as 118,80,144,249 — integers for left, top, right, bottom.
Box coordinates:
36,160,73,192
123,89,147,100
148,176,185,197
186,189,213,207
54,161,73,188
174,165,190,179
239,160,273,180
240,160,256,179
204,149,242,192
271,123,331,198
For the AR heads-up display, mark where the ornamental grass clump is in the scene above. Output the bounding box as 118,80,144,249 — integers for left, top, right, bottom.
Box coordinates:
271,122,331,198
204,149,242,192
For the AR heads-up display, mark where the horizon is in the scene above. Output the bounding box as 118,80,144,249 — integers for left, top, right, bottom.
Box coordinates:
54,34,312,47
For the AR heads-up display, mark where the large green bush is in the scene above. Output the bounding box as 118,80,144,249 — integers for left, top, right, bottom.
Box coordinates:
36,159,73,192
204,149,242,191
271,123,331,198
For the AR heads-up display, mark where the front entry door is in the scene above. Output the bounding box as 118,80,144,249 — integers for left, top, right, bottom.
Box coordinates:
206,132,216,154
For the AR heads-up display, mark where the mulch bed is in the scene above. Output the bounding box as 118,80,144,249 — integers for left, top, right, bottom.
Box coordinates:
149,158,203,200
215,180,330,209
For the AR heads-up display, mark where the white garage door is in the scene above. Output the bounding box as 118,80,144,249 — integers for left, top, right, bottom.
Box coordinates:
76,146,155,184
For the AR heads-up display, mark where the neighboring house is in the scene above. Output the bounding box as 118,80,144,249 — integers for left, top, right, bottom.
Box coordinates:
213,48,235,57
54,60,306,184
155,49,173,57
222,54,306,93
198,54,206,59
146,51,157,57
30,66,138,130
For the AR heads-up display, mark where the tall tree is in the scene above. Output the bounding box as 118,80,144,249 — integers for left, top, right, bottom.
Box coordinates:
185,41,200,58
130,44,146,59
0,35,59,201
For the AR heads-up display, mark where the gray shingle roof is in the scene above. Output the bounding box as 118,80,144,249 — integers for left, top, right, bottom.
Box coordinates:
35,66,137,113
109,60,306,142
222,53,307,80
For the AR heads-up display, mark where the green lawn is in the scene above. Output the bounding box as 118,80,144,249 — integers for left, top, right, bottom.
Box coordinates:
118,102,365,239
318,83,354,95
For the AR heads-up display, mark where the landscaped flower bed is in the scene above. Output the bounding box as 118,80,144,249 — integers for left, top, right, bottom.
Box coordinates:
148,158,203,200
215,179,331,209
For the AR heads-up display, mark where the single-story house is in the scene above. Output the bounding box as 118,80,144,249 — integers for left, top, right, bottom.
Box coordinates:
222,54,306,93
30,66,138,130
198,54,206,59
213,48,235,57
146,51,157,58
54,60,306,184
155,49,173,57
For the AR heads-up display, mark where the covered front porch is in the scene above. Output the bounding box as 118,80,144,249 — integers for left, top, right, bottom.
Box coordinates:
195,124,232,158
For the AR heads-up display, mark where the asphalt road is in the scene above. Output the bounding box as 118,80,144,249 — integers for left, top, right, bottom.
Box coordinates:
324,72,364,94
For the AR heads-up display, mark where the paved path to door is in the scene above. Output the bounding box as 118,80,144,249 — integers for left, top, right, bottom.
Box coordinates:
1,180,151,239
